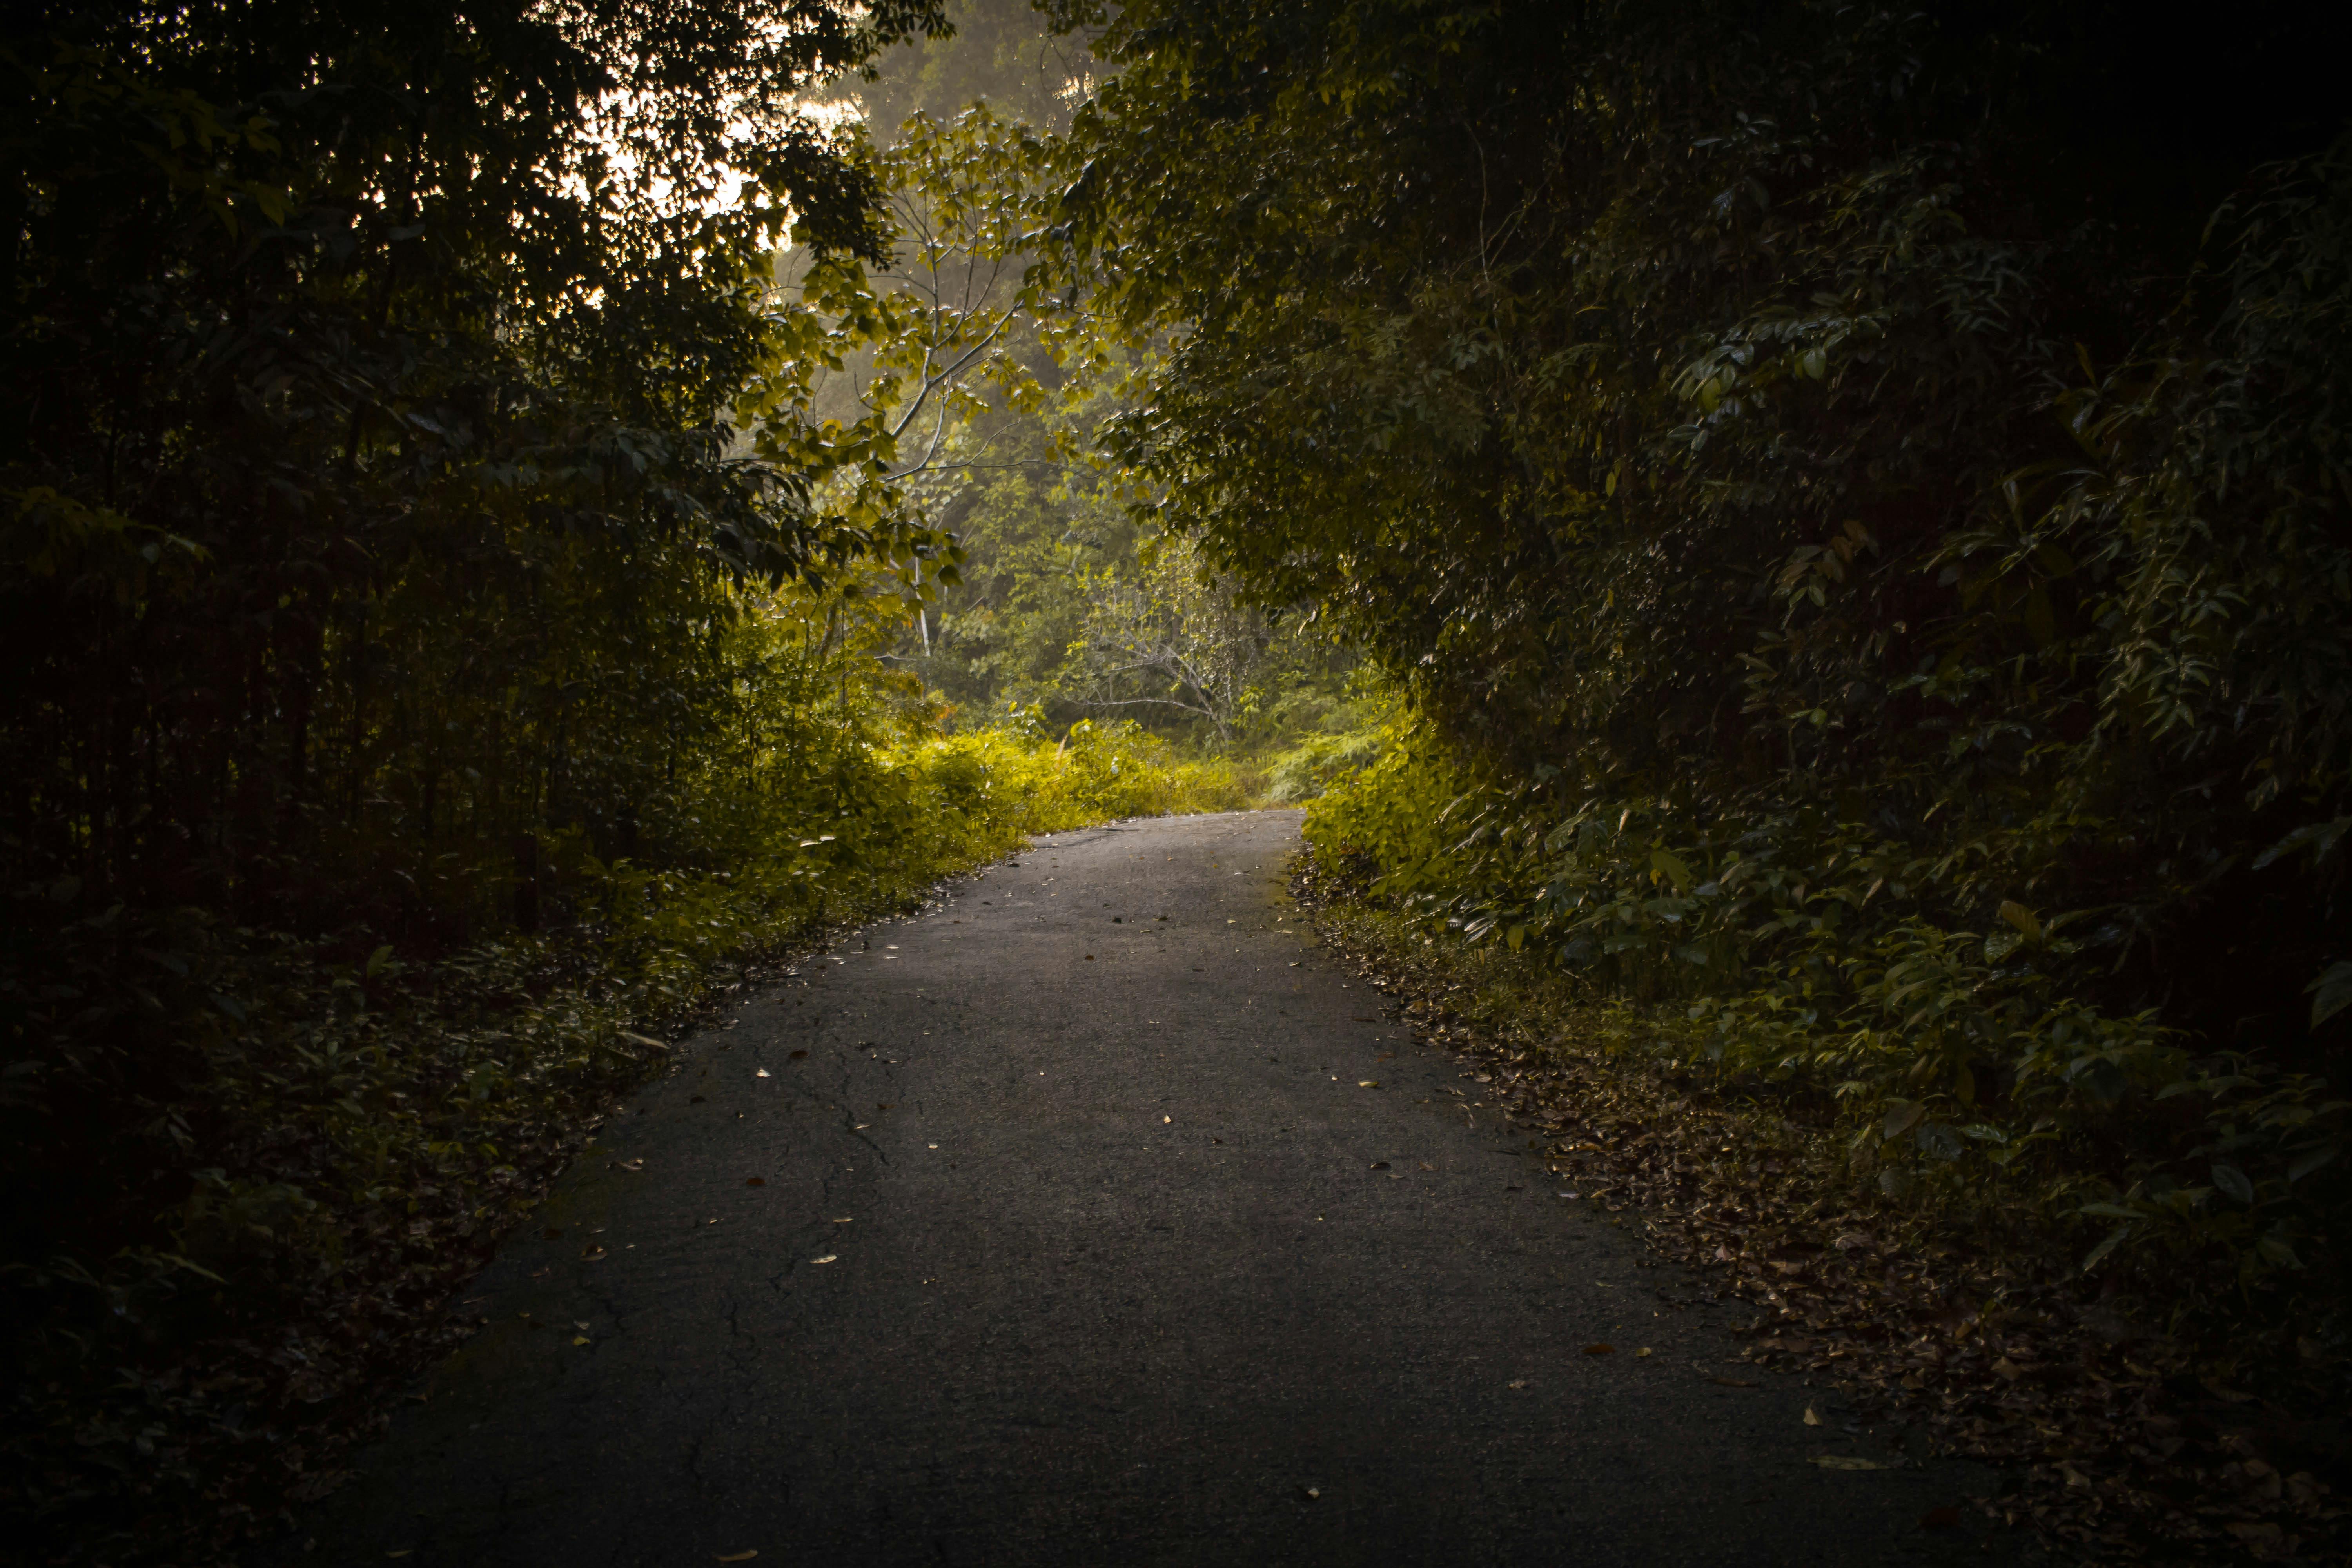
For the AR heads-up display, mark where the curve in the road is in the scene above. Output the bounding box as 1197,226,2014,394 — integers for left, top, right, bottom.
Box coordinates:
269,810,2023,1567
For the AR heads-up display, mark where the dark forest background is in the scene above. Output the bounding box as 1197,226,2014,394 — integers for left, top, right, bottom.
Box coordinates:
7,0,2351,1561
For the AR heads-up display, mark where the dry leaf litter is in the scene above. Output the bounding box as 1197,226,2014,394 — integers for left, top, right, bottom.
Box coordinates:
1292,851,2350,1566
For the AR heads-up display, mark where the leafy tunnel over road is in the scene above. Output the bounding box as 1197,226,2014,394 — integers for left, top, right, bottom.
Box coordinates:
269,812,2025,1567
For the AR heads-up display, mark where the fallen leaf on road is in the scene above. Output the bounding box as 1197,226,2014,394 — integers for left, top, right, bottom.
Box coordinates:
811,1255,837,1265
745,1177,765,1187
716,1553,759,1563
1297,1486,1321,1502
1634,1347,1652,1358
1582,1343,1614,1356
1508,1379,1529,1389
1708,1376,1758,1388
1163,1115,1171,1123
754,1069,771,1078
615,1158,644,1172
1358,1080,1379,1088
1804,1406,1824,1426
789,1049,807,1060
1812,1456,1883,1470
1921,1506,1962,1530
1370,1161,1390,1170
581,1245,607,1261
1085,955,1094,960
1420,1163,1436,1171
690,1095,706,1103
572,1336,590,1347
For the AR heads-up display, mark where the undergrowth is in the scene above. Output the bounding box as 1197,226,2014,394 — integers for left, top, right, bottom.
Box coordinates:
1298,847,2352,1563
1306,733,2351,1339
1,711,1241,1566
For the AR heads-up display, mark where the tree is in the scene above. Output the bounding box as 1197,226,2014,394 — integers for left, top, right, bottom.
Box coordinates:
1,7,952,1548
1037,0,2350,1291
1071,535,1279,744
2,0,952,929
832,0,1100,142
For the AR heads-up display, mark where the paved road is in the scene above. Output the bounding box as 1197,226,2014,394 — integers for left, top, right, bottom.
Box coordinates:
272,811,2024,1567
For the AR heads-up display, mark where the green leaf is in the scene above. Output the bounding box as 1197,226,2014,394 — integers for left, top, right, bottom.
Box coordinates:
2286,1146,2338,1185
2080,1223,2132,1273
2253,817,2351,871
1996,900,2041,942
2210,1163,2255,1205
2307,960,2352,1027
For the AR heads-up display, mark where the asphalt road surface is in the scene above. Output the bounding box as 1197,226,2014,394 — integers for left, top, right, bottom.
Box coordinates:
269,810,2027,1568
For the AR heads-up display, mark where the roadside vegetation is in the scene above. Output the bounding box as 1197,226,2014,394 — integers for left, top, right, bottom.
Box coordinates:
11,0,2350,1562
0,4,1240,1560
5,633,1234,1561
1047,0,2352,1316
1034,1,2351,1559
1297,847,2346,1561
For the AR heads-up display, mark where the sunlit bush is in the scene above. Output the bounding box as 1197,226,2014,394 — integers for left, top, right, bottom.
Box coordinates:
0,587,1243,1550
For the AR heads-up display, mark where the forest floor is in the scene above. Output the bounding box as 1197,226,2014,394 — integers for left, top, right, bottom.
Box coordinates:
252,811,2025,1567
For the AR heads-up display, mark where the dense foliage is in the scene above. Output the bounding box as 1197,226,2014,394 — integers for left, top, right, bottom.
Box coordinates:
5,0,949,945
15,0,2352,1550
0,2,1240,1556
776,7,1371,759
0,593,1232,1555
1046,0,2350,1309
